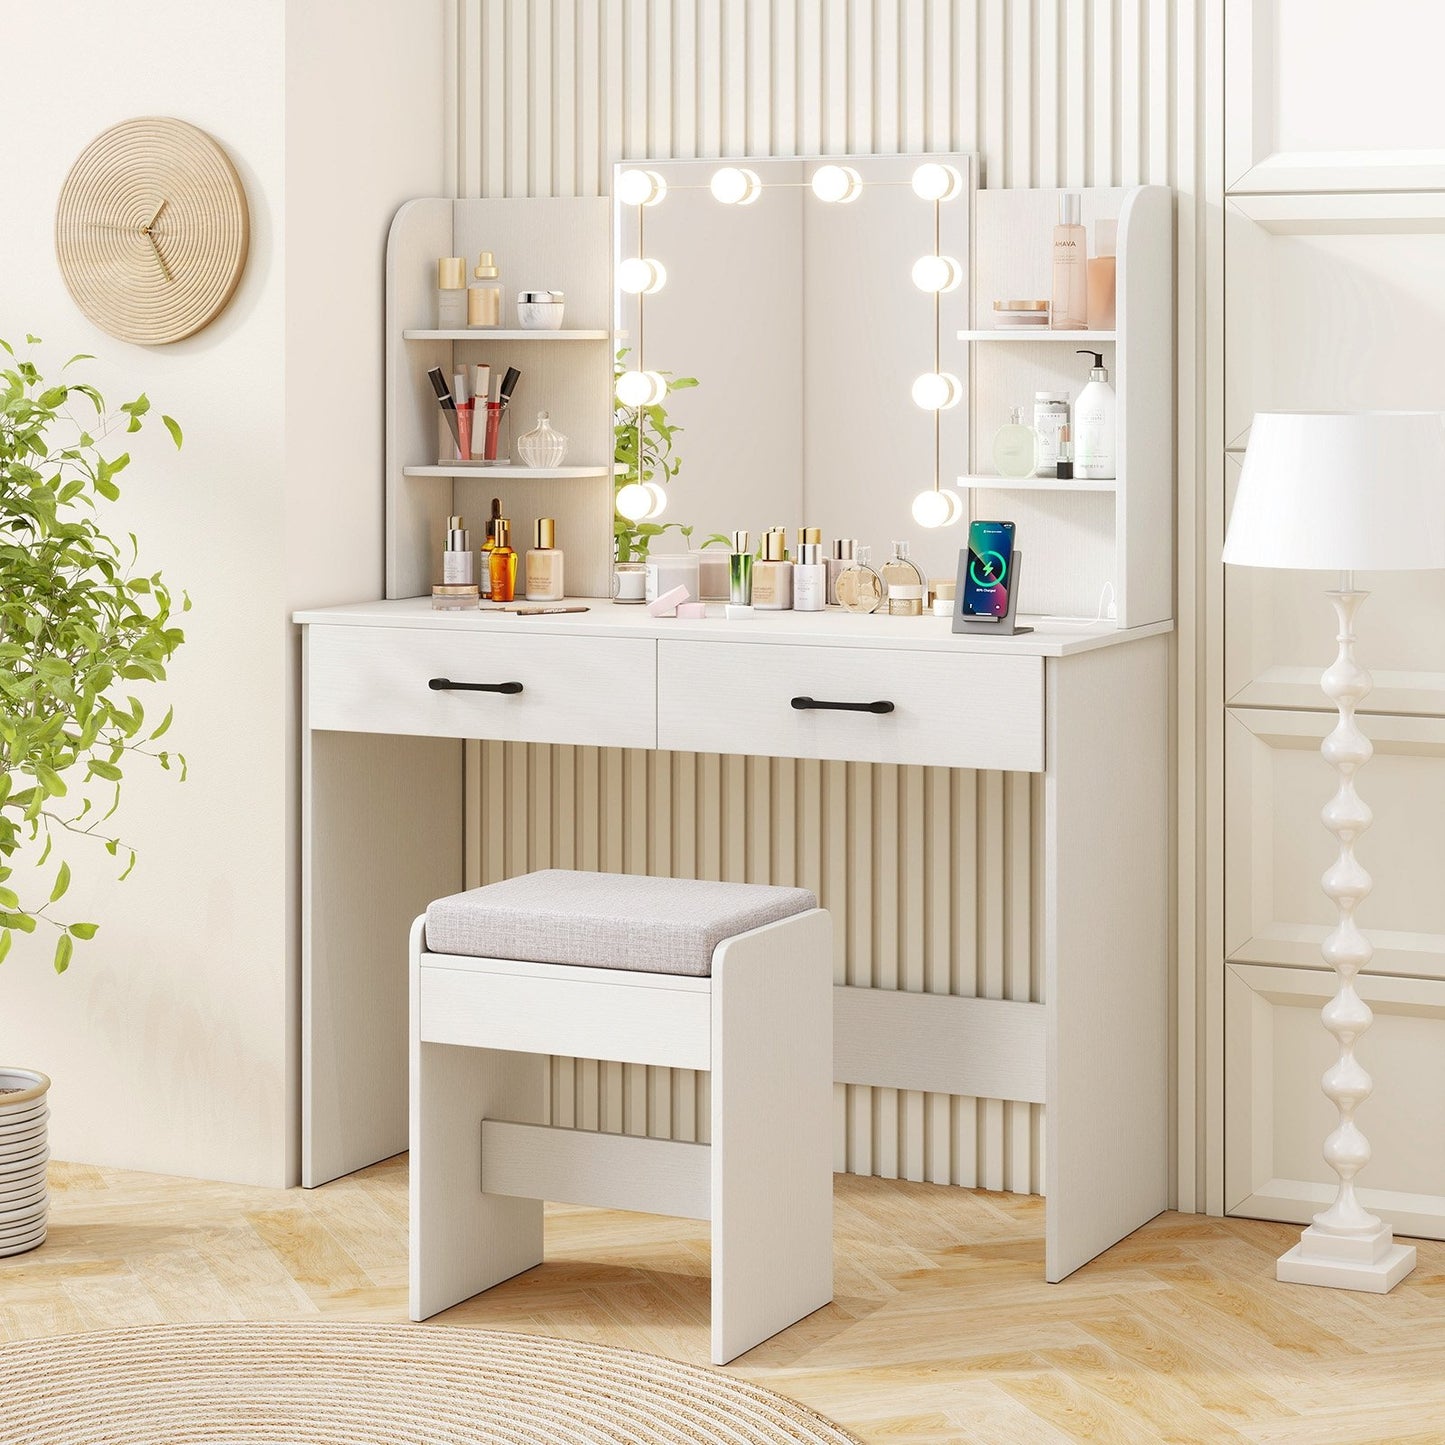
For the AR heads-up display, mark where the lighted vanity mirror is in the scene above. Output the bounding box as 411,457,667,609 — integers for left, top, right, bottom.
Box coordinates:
614,154,973,579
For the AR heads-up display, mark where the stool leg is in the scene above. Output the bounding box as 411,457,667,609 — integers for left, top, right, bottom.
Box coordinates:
410,924,545,1321
709,908,835,1364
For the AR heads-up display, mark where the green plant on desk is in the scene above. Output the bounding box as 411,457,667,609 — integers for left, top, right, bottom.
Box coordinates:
0,339,188,970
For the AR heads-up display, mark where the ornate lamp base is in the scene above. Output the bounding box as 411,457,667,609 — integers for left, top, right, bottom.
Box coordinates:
1275,586,1416,1295
1278,1223,1416,1293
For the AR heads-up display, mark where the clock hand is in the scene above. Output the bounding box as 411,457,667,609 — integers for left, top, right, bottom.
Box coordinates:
143,198,169,233
145,231,172,284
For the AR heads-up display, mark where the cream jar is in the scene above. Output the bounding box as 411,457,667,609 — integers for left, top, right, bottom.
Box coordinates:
887,584,925,617
517,289,565,329
612,563,647,604
929,579,957,616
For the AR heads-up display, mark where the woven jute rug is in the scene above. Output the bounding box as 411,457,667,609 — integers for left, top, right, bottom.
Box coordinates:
0,1320,864,1443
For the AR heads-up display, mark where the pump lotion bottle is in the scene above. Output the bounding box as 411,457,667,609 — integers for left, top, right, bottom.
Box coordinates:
1073,349,1116,480
793,527,827,612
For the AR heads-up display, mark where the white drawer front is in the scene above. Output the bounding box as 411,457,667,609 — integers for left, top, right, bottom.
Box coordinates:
306,625,657,748
657,641,1044,771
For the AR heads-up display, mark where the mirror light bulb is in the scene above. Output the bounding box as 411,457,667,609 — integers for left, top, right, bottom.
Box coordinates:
710,166,761,205
911,162,963,202
617,257,666,295
617,168,667,206
911,254,962,293
615,483,653,521
911,372,962,411
810,164,862,203
911,489,963,529
642,482,668,518
615,369,667,407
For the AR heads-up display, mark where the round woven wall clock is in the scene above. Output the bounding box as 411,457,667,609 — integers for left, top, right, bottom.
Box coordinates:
54,116,250,346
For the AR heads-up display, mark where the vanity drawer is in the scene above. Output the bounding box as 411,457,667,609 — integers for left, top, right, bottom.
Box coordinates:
657,641,1044,772
306,625,657,748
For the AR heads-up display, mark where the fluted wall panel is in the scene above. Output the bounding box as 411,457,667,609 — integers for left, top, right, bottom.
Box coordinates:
451,0,1204,1196
468,742,1042,1190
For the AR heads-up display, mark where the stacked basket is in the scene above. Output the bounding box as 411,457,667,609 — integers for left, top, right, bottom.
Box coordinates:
0,1070,49,1257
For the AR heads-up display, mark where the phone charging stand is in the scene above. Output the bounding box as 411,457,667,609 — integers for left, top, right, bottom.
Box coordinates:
952,549,1032,637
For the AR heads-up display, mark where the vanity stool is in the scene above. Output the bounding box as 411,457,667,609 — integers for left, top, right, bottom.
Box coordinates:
408,868,834,1364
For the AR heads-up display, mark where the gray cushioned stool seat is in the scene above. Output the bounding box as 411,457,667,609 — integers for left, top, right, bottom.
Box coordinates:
425,869,817,977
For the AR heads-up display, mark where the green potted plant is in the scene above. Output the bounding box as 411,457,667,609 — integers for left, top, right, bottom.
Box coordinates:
0,338,187,974
612,348,700,567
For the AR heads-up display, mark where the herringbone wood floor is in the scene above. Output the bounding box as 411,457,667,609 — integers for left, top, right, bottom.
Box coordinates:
3,1158,1444,1444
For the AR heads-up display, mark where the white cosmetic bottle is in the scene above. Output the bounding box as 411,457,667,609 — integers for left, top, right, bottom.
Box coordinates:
793,533,828,612
1072,349,1116,480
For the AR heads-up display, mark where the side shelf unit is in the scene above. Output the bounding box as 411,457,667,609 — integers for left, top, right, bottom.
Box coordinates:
386,198,615,599
957,186,1173,628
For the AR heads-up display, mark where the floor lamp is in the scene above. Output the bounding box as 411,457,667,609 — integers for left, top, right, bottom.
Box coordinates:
1223,410,1445,1292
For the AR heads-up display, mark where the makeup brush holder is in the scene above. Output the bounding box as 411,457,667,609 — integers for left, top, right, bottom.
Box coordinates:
439,404,510,465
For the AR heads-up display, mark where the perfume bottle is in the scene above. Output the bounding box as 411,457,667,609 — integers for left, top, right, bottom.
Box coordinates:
880,540,926,593
728,529,753,605
1087,219,1117,331
752,528,793,610
525,517,564,600
517,411,568,468
835,545,884,614
488,515,517,603
992,408,1037,479
1051,193,1087,330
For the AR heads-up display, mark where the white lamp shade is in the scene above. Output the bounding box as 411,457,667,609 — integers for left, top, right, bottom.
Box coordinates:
1223,411,1445,571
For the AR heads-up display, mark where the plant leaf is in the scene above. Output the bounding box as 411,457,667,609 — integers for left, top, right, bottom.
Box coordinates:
53,933,73,974
68,922,99,940
161,414,183,449
50,860,71,903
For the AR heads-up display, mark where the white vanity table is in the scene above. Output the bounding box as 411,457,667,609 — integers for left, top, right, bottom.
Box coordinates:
300,157,1175,1285
299,597,1171,1282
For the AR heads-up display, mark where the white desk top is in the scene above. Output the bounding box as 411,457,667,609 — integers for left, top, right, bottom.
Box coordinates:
294,597,1173,658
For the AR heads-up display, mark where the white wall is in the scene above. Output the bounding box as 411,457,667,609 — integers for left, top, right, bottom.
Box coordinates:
450,0,1207,1198
0,0,443,1187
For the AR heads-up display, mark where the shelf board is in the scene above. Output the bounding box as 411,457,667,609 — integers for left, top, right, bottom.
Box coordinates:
958,329,1117,343
402,328,611,341
404,464,617,479
955,474,1118,492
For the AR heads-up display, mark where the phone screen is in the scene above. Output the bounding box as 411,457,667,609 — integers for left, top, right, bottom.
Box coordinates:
961,520,1015,619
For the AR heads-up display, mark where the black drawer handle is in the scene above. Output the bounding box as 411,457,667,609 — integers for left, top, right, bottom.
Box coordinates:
429,678,524,695
791,696,895,715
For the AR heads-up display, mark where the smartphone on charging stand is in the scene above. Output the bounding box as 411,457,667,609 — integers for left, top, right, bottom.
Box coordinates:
960,519,1016,620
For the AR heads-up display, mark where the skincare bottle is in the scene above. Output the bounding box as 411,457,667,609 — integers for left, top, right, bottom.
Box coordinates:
728,529,754,606
525,517,564,601
835,545,884,614
992,407,1037,479
442,515,474,585
1032,392,1070,478
1073,350,1116,480
479,496,502,598
1050,193,1087,331
880,540,926,593
437,256,467,328
793,528,827,613
828,539,857,605
1087,219,1117,331
488,515,517,603
751,528,793,610
467,251,503,328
